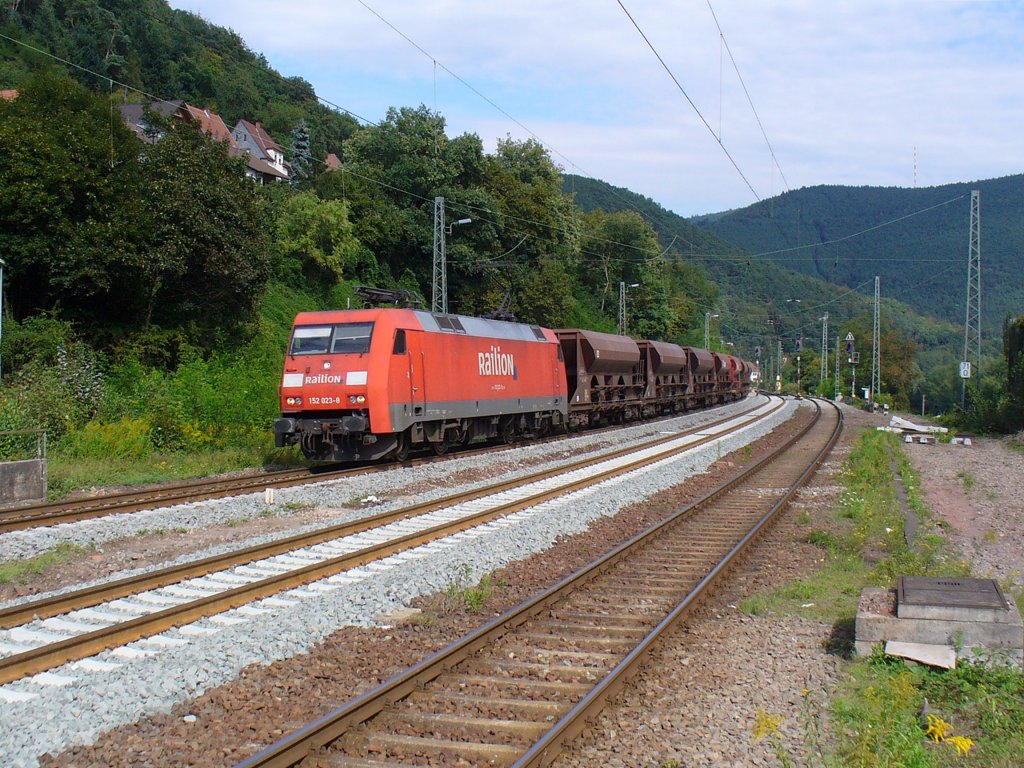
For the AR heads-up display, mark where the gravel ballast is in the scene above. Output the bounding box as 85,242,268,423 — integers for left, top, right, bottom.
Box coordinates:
0,397,794,768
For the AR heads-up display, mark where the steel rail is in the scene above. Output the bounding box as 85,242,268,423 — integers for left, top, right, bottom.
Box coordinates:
231,399,840,768
0,397,782,685
0,397,772,630
0,399,753,533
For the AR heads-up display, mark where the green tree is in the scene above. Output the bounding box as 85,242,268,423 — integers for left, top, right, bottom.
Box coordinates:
274,191,365,286
137,121,271,353
342,105,492,300
289,117,310,187
0,71,144,337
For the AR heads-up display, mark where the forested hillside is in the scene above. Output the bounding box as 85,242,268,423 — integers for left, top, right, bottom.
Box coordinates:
691,177,1024,333
0,0,358,161
567,176,959,349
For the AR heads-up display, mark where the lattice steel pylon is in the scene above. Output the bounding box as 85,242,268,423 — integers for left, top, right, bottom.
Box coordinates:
834,334,840,400
431,196,447,314
871,276,880,405
962,190,982,406
819,312,829,383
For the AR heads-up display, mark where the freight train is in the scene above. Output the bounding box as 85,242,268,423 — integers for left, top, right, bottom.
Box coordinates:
273,307,757,462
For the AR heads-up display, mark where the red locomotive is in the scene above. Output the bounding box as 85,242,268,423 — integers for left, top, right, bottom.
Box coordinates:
274,308,757,461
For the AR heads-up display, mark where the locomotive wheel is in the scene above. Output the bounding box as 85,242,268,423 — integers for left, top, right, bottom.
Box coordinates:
392,431,411,462
431,438,449,456
500,418,517,444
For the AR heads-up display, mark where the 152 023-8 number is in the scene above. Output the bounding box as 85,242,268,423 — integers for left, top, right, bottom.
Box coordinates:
307,396,341,405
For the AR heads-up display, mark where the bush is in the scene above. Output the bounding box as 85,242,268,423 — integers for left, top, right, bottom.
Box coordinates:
60,418,154,459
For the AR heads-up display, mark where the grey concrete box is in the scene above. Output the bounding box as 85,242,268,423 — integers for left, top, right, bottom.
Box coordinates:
0,458,47,505
855,587,1024,665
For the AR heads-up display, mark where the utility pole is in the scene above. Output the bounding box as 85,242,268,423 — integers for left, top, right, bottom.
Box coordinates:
871,276,881,409
431,196,471,315
961,189,982,407
819,312,829,385
834,333,840,400
846,332,857,400
432,196,446,314
796,337,802,396
776,338,782,392
704,311,718,349
619,282,626,336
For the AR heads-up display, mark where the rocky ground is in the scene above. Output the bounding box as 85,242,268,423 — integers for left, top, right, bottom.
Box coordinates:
903,432,1024,592
29,404,1024,767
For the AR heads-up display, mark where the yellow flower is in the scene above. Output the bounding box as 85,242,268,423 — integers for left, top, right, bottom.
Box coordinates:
925,713,954,743
753,710,783,742
946,736,974,756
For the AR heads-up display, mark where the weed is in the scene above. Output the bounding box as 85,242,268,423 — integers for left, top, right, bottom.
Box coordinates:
0,542,94,583
956,470,975,492
432,564,504,616
752,709,794,768
173,527,189,534
225,518,241,528
805,529,839,551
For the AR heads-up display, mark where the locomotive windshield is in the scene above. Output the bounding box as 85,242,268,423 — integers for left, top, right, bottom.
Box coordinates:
289,322,374,355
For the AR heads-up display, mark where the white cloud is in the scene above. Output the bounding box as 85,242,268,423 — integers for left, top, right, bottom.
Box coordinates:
168,1,1024,215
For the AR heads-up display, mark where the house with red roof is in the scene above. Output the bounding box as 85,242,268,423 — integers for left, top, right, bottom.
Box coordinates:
182,104,237,146
232,119,289,179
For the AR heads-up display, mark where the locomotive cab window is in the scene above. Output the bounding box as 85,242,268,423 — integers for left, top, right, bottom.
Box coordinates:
331,322,373,354
289,322,374,356
289,326,332,355
392,329,407,355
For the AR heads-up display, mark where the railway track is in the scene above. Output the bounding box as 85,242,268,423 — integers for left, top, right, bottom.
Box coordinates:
0,399,755,535
0,464,351,534
0,396,784,688
234,398,840,768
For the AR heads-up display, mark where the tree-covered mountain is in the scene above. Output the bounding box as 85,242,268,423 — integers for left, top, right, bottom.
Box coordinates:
690,177,1024,335
566,174,965,411
566,175,959,348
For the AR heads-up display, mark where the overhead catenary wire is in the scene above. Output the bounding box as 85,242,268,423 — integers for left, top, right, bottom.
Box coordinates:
1,15,968,307
705,0,790,194
352,0,671,237
616,0,761,202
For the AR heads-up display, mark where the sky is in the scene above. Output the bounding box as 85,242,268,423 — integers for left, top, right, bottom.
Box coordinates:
166,0,1024,217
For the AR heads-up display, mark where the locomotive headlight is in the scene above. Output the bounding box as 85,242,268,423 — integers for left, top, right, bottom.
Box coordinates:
286,396,303,406
348,395,366,404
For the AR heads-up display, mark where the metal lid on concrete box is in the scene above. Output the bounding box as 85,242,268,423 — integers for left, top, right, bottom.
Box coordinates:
897,576,1010,622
